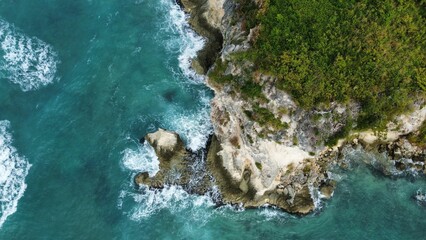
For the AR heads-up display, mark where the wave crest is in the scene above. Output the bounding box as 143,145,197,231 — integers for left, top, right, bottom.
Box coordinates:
0,19,59,91
160,0,205,82
0,120,31,228
121,142,159,177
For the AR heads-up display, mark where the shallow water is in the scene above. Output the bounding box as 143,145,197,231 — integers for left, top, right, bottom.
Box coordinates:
0,0,425,239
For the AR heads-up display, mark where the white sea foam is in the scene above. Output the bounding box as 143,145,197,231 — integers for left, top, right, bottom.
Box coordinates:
119,138,215,223
0,120,31,229
309,184,323,210
165,92,213,151
0,19,58,91
258,207,291,221
120,185,214,222
121,142,159,177
166,107,212,151
151,2,212,151
119,1,213,221
160,0,205,82
120,138,215,222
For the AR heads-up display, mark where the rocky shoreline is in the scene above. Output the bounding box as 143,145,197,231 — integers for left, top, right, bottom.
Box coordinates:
134,0,425,215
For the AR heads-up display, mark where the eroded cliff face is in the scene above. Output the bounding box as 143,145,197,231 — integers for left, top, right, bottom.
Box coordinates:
177,0,225,74
197,0,425,213
135,0,425,215
171,0,328,213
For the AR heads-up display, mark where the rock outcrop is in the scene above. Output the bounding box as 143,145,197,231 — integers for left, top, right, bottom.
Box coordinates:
193,0,424,214
134,129,189,188
134,129,212,194
177,0,224,74
134,0,425,215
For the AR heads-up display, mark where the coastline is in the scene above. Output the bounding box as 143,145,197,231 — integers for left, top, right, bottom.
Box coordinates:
133,0,426,215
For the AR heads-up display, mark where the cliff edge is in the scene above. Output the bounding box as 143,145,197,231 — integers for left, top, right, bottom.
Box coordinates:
135,0,425,215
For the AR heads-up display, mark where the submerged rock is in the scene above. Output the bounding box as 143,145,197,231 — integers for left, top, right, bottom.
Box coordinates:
414,190,426,206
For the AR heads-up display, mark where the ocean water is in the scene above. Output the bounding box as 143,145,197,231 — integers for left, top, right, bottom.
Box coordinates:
0,0,424,239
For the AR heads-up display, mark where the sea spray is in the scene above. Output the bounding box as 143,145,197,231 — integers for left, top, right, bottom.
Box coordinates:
0,120,31,228
159,0,205,82
0,19,59,91
158,0,212,151
121,142,159,177
163,94,213,151
119,185,214,222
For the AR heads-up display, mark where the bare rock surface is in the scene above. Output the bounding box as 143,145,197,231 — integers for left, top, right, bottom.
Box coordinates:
134,129,211,194
134,0,426,215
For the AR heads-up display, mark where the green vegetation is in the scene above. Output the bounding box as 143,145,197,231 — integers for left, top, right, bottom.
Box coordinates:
325,119,353,146
234,0,259,31
303,164,311,174
208,59,234,86
243,0,426,128
255,162,263,170
241,81,263,99
408,120,426,147
244,106,289,129
208,58,265,99
292,135,298,145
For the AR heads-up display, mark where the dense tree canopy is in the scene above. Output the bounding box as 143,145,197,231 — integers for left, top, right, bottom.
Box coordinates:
236,0,426,128
253,0,426,127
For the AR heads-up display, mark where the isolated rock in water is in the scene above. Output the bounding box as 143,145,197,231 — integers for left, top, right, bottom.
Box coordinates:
134,129,212,195
135,129,188,188
134,172,149,185
319,180,336,199
145,128,186,161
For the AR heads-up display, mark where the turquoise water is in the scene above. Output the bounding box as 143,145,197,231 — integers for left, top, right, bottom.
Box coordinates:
0,0,424,239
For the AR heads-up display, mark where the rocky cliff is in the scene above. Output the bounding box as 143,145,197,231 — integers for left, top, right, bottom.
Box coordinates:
135,0,425,215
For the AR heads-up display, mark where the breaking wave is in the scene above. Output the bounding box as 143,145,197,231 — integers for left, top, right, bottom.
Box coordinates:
119,185,214,222
164,92,213,151
0,120,31,228
121,142,159,177
0,19,59,91
119,1,213,222
160,0,205,82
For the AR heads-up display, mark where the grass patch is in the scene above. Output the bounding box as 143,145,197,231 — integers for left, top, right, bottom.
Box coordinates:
208,59,233,85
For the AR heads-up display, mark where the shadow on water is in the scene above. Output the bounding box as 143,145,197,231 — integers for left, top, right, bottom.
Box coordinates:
163,89,177,102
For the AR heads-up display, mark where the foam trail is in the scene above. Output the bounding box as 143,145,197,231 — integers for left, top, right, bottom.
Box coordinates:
0,120,31,228
154,1,212,150
160,0,205,82
0,19,59,91
120,139,214,221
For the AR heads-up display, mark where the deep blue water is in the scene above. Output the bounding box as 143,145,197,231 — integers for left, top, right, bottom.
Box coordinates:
0,1,425,239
